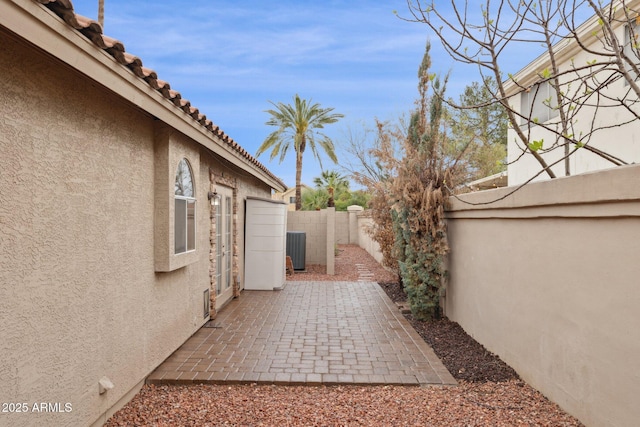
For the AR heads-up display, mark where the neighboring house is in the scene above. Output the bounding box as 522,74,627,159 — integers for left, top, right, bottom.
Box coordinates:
505,1,640,186
0,1,285,426
273,184,309,211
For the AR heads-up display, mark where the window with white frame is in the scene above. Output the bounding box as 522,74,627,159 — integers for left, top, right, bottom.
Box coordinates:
520,81,558,125
174,158,196,254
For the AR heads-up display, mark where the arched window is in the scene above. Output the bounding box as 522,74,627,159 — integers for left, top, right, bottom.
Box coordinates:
175,158,196,254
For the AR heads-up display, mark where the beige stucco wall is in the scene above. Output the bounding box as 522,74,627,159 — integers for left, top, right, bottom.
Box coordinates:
445,165,640,427
273,186,298,211
355,213,384,265
0,26,271,427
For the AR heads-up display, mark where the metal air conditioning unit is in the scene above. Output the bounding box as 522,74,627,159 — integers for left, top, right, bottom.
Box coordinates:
286,231,306,270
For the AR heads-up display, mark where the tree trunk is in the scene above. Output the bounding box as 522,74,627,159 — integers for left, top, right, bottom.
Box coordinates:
295,151,303,210
98,0,104,28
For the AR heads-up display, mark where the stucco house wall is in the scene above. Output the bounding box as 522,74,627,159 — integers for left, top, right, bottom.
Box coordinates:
444,165,640,427
506,1,640,185
273,185,308,211
0,2,284,426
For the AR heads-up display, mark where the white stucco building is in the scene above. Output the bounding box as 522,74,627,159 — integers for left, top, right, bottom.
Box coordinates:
506,0,640,185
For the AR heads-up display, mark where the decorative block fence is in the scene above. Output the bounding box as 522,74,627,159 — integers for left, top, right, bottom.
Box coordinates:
286,206,371,274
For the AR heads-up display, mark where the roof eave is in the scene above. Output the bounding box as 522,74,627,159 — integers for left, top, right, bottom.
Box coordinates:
1,0,286,192
503,0,640,96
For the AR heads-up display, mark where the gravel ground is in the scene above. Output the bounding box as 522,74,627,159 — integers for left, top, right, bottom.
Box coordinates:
106,245,583,426
107,382,581,427
287,244,398,283
379,281,520,384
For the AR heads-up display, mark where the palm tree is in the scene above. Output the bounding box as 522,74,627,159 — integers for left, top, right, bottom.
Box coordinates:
301,188,329,211
256,94,343,210
313,170,349,207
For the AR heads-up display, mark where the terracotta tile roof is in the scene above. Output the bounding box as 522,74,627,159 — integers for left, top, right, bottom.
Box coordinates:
35,0,285,189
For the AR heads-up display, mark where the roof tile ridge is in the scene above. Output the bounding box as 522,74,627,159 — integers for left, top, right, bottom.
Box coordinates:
35,0,285,189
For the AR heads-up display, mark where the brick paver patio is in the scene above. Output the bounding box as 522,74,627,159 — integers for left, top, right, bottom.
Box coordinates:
147,281,456,386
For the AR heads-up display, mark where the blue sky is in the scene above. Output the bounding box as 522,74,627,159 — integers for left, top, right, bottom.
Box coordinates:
69,0,536,188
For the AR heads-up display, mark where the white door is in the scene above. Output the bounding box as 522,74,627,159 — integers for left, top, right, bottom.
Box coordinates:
215,186,233,310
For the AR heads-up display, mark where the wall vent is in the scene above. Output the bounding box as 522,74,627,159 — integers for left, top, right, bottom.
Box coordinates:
203,289,210,319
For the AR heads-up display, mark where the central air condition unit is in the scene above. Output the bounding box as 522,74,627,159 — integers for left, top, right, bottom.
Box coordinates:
286,231,306,270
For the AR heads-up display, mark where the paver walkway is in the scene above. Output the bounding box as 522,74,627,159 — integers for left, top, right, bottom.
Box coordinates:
148,281,456,386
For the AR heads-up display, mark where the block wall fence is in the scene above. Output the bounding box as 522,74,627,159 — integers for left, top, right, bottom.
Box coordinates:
286,207,366,274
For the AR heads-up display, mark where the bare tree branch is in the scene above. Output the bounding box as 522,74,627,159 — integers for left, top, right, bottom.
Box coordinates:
399,0,635,187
